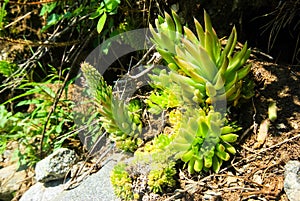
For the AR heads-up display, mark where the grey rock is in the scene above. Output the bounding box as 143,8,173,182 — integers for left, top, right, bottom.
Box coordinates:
0,164,27,201
284,160,300,201
19,180,66,201
35,148,77,183
52,157,120,201
20,153,127,201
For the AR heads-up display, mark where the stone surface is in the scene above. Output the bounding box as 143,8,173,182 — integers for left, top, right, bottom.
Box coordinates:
0,164,27,201
19,180,66,201
284,160,300,201
35,148,77,183
20,153,126,201
52,157,120,201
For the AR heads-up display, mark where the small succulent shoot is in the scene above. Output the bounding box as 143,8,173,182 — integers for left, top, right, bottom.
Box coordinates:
145,88,181,115
150,10,253,106
111,134,177,199
148,69,205,109
110,163,136,201
81,62,142,152
147,161,177,194
169,107,241,174
138,133,173,155
268,101,277,122
149,10,183,70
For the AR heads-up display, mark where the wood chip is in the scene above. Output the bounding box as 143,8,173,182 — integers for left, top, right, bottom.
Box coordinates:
253,119,270,149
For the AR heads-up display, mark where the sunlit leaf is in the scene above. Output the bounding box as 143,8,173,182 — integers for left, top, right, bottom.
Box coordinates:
97,12,107,34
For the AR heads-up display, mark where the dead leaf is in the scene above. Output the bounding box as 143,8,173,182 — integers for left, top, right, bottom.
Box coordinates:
253,119,270,148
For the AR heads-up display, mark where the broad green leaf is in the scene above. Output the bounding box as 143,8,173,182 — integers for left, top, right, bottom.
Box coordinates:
89,8,104,20
46,13,61,25
104,0,121,13
41,13,62,32
40,2,57,16
97,12,107,34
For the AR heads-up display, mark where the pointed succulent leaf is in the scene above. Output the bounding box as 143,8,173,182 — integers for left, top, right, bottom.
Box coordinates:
157,15,164,24
194,158,204,172
215,149,230,161
227,42,249,72
172,10,182,34
194,18,205,46
221,126,236,134
156,47,175,64
159,32,176,53
213,72,225,91
184,27,199,45
211,28,221,62
220,133,239,143
205,31,216,63
149,24,164,47
196,46,218,81
222,26,237,58
198,119,209,138
164,11,176,40
224,72,238,91
223,142,236,154
204,10,213,34
164,11,175,32
204,154,213,168
236,63,252,81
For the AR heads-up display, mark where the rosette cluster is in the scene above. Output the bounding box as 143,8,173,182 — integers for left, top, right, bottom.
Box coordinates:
150,10,252,106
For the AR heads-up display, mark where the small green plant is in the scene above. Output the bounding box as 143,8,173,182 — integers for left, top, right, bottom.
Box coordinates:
0,0,8,35
0,60,19,78
0,105,22,154
0,81,76,167
150,10,253,106
89,0,121,34
136,133,173,155
170,106,241,174
81,62,143,152
111,150,177,199
0,62,77,167
40,0,120,34
145,88,180,115
110,163,136,201
146,68,201,114
147,161,177,194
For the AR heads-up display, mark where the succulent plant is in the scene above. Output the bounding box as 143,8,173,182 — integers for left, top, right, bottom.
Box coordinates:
110,163,137,200
81,62,143,152
147,161,177,193
145,88,180,115
150,10,253,106
148,68,204,106
169,106,241,174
